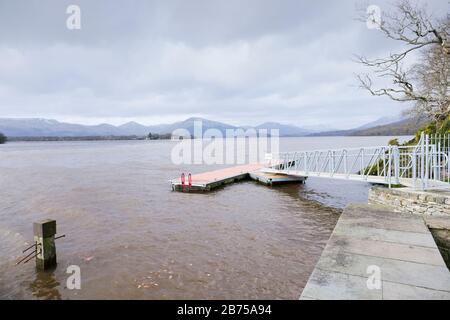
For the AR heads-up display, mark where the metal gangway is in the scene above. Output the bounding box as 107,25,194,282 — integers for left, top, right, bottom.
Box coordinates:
263,133,450,190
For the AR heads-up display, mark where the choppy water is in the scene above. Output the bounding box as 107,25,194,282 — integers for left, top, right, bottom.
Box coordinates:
0,136,410,299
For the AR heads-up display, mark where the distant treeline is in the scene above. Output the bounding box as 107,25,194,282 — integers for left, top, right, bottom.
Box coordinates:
0,132,6,144
7,133,173,142
147,133,172,140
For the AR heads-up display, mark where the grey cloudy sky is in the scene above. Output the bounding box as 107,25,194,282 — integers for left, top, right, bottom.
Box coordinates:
0,0,447,129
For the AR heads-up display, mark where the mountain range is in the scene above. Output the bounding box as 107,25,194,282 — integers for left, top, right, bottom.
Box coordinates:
0,116,424,138
311,117,427,136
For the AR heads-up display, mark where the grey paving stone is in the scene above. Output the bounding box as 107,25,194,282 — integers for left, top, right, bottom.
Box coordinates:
383,281,450,300
338,217,430,234
315,250,450,292
328,235,445,266
301,204,450,299
343,204,429,233
334,224,436,247
300,268,382,300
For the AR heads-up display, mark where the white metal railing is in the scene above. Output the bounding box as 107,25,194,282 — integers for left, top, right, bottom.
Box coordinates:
265,133,450,190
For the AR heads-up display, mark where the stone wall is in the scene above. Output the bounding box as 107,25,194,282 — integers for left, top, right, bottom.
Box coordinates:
368,186,450,216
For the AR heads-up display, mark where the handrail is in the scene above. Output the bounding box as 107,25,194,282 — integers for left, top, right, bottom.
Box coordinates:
265,132,450,190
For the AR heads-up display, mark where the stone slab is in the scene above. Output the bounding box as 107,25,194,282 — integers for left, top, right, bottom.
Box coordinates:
341,204,431,233
300,204,450,300
333,224,436,248
424,216,450,230
382,281,450,300
301,268,382,300
328,235,445,266
315,251,450,292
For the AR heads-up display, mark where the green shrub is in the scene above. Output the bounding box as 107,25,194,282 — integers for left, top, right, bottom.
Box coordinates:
388,138,399,146
416,116,450,139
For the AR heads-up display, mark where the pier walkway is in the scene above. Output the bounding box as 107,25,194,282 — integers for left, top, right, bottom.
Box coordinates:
264,133,450,192
300,204,450,300
172,133,450,192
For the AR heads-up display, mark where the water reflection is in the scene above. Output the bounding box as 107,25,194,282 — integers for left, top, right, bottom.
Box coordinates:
1,138,394,299
28,269,61,300
269,182,341,212
272,182,304,197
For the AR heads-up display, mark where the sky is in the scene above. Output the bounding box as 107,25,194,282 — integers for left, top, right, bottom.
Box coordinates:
0,0,447,129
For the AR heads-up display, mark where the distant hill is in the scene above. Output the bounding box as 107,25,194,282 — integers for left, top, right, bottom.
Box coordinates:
0,117,310,138
352,115,405,131
160,117,238,137
0,116,424,138
0,118,122,137
255,122,310,136
348,117,428,136
118,121,151,136
312,117,428,136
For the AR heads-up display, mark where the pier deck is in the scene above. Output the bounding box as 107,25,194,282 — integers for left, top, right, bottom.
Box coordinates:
249,171,305,186
171,164,306,192
300,204,450,300
171,164,262,192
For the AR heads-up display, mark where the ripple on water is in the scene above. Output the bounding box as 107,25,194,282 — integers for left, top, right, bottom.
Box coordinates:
0,138,383,299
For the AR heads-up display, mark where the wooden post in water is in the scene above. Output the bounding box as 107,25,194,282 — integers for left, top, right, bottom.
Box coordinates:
33,219,57,270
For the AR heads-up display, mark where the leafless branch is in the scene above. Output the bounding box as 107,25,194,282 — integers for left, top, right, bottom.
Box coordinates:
355,0,450,123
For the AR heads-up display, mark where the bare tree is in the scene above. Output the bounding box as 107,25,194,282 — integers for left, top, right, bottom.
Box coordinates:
413,44,450,122
356,0,450,124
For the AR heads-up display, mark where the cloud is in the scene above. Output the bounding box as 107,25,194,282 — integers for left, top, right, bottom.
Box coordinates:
0,0,447,129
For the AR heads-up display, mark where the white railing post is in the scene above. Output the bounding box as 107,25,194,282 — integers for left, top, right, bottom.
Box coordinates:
344,150,347,175
304,152,308,174
433,144,437,181
315,151,319,173
437,141,441,181
448,133,450,184
360,148,364,177
425,134,429,189
412,147,417,187
420,132,425,190
331,151,335,175
387,147,392,188
394,146,400,185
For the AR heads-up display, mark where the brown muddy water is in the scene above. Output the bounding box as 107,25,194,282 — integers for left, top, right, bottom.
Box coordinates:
0,136,410,299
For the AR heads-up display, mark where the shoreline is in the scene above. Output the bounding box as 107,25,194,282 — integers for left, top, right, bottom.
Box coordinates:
3,134,415,142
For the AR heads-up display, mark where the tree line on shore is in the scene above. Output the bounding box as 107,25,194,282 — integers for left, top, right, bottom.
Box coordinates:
0,132,6,144
0,132,174,143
